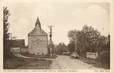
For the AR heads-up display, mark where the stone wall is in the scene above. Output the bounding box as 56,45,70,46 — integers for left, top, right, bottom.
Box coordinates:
28,35,48,55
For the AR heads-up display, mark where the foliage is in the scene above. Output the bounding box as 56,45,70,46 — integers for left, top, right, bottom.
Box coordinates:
67,25,110,57
3,7,12,62
67,41,75,53
67,25,110,68
55,43,68,55
96,50,110,69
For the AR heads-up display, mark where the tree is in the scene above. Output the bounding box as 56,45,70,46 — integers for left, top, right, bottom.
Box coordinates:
81,25,100,52
68,25,101,57
96,35,110,68
55,43,67,55
3,7,11,61
68,25,110,68
67,41,75,53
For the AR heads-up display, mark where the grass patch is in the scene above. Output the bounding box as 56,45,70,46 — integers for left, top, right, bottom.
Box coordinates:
18,59,52,69
21,52,57,59
4,55,53,69
4,56,30,69
79,57,110,69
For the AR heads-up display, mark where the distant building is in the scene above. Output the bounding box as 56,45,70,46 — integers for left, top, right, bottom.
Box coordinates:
10,39,25,53
28,17,48,55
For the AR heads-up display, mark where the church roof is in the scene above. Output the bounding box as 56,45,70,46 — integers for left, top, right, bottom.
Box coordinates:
28,17,47,36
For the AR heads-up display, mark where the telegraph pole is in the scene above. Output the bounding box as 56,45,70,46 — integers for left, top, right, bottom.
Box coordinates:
48,25,54,56
49,25,53,42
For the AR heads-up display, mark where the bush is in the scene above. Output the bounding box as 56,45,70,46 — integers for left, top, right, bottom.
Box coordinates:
96,50,110,69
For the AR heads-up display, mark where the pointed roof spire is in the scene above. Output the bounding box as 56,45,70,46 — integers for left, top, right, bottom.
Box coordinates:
35,17,41,28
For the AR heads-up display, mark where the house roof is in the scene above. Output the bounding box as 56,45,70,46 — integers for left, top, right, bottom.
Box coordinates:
9,39,25,47
28,17,47,36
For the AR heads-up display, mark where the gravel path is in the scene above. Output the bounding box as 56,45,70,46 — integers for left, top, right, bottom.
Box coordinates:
50,55,104,70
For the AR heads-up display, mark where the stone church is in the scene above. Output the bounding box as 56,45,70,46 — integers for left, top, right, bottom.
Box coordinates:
28,17,48,55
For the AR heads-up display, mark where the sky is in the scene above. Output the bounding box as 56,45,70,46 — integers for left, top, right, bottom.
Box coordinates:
3,1,110,45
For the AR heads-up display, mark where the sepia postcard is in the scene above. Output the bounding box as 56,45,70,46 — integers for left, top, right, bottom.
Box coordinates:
0,0,114,73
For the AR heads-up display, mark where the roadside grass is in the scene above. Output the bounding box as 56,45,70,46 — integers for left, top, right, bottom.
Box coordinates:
21,52,57,59
4,56,30,69
4,56,53,69
79,57,110,69
18,59,52,69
